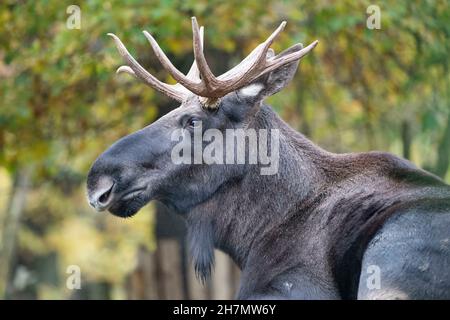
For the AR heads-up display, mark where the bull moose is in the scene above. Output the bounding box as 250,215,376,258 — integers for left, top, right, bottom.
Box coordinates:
87,18,450,299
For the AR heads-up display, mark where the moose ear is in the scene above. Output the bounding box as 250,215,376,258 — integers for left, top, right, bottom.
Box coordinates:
237,44,303,101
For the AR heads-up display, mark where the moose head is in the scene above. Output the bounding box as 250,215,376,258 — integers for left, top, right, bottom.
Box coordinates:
87,17,318,218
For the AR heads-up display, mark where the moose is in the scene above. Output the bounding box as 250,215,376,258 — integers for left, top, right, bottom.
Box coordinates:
87,18,450,299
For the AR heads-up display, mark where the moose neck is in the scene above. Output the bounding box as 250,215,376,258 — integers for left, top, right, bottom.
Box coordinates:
185,104,334,280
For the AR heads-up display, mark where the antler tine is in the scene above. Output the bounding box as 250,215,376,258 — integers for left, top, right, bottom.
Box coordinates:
108,33,186,102
265,40,319,74
217,21,287,89
143,30,203,94
191,17,220,95
258,20,286,61
168,27,204,96
116,65,136,76
185,26,204,81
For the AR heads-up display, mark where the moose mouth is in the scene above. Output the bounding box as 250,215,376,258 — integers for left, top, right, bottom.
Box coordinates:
108,187,149,218
121,188,146,201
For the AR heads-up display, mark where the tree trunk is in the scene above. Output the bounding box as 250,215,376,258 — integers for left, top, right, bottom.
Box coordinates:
295,79,312,137
433,113,450,178
211,250,234,299
126,246,158,299
0,167,32,298
154,239,184,299
401,120,412,160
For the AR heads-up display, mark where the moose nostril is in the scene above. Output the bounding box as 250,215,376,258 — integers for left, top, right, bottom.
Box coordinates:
98,186,113,204
89,178,115,211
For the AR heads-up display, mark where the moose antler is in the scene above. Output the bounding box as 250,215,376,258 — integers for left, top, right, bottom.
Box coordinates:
108,17,318,108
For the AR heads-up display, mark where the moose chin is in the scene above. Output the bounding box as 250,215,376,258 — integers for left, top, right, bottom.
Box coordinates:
87,17,450,300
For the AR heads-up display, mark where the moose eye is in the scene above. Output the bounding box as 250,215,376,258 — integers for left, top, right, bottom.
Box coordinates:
187,118,201,128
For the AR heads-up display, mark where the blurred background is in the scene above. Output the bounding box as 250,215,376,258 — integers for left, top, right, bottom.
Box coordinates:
0,0,449,299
